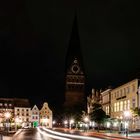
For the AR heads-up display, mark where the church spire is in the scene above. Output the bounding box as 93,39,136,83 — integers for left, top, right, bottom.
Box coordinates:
66,13,83,71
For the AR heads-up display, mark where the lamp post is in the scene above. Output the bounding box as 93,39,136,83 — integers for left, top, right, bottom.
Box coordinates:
124,111,131,137
4,112,11,135
69,119,74,129
64,120,68,128
84,116,89,131
15,117,20,131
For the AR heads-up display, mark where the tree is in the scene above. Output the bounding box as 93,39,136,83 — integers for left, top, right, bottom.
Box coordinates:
131,107,140,117
90,103,107,132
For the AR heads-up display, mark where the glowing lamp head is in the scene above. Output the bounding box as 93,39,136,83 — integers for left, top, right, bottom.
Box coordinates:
4,112,11,119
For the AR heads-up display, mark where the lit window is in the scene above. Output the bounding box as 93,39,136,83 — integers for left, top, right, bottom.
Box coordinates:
4,103,7,106
120,101,123,111
127,100,130,109
0,103,2,106
124,101,127,110
117,102,119,112
114,103,117,112
9,104,12,106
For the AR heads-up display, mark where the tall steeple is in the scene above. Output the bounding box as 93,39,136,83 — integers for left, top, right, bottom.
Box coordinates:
65,14,83,71
64,13,85,108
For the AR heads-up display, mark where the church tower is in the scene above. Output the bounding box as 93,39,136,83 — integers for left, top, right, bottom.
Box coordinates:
64,15,85,108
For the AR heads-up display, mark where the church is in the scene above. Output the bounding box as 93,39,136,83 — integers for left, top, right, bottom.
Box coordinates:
64,15,85,109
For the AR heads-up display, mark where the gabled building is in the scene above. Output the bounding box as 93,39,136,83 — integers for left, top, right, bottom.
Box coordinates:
87,89,101,114
31,105,40,127
40,102,52,128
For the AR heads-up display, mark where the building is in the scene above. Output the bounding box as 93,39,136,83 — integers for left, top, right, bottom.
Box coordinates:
14,99,31,128
110,79,140,131
100,89,112,116
88,79,140,131
0,98,31,129
40,102,52,128
31,105,40,127
87,89,101,114
64,15,85,108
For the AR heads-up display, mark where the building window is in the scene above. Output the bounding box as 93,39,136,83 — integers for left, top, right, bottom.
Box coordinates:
9,104,12,106
124,100,127,110
0,103,2,106
36,116,38,119
117,91,119,98
117,102,119,112
114,103,117,112
124,88,126,96
132,98,136,108
4,103,7,106
17,109,19,111
26,109,28,112
26,113,29,116
32,116,34,119
120,89,122,97
132,84,135,92
120,101,123,111
127,100,130,110
127,87,130,94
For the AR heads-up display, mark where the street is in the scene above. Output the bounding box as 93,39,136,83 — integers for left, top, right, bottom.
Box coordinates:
11,128,104,140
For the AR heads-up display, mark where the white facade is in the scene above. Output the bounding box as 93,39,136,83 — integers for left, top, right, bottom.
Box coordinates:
14,107,31,127
31,105,39,127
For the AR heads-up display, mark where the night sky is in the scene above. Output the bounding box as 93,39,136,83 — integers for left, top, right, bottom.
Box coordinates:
0,0,140,108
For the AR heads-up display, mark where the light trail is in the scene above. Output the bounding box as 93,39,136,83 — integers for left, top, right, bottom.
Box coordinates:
37,127,73,140
42,127,104,140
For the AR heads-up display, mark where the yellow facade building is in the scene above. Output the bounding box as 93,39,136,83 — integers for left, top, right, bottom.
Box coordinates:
110,79,140,130
101,79,140,131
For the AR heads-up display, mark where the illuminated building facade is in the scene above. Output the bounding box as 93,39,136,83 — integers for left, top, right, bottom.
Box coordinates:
40,102,52,128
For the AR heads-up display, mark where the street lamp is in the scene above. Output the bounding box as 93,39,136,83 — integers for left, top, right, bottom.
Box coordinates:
124,111,131,137
15,117,20,131
69,119,74,129
64,120,68,128
4,112,11,134
84,116,89,131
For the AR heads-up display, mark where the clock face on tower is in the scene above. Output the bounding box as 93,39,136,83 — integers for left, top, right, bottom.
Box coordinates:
71,64,80,74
